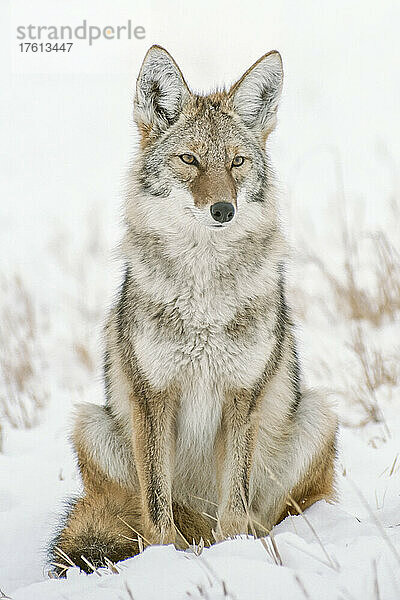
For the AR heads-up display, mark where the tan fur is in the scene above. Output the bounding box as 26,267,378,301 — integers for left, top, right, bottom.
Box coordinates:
172,503,214,547
54,450,213,573
50,46,337,575
130,389,177,545
276,429,337,524
190,167,237,209
53,445,141,574
215,391,260,537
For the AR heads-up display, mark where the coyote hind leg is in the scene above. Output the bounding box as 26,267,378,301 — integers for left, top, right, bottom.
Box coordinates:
49,403,142,576
49,403,215,574
50,493,215,576
277,423,337,524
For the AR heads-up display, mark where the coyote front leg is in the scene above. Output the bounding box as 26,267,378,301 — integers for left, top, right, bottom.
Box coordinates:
217,392,259,537
131,393,176,545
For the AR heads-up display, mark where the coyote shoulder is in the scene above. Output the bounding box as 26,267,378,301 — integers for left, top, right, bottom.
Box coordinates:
51,45,337,574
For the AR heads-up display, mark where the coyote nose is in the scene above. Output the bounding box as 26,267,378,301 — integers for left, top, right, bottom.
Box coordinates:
210,202,235,224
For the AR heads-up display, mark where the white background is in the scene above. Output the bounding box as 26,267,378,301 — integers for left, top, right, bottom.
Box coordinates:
2,0,400,266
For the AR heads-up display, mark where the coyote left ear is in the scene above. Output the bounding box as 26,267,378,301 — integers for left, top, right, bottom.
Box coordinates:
134,45,190,140
229,51,283,138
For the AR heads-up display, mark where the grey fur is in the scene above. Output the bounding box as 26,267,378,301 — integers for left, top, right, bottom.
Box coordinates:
51,46,337,574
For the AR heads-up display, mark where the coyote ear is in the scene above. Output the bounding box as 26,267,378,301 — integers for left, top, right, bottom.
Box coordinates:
229,51,283,137
134,45,190,138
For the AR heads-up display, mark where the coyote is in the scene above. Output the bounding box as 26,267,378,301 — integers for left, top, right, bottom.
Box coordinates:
50,46,337,574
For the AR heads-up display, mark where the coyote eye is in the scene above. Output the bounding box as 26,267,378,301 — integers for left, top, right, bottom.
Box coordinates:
231,156,245,167
180,153,197,165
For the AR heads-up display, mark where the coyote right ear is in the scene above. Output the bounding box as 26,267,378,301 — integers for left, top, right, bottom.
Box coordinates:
134,45,190,140
229,51,283,139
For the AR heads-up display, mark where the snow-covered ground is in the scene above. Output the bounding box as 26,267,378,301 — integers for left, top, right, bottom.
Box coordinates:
1,1,399,598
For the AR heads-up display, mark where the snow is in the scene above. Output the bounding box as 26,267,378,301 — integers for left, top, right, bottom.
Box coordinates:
2,406,400,599
1,0,400,598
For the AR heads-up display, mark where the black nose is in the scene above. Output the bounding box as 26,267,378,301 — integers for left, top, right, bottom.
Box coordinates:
210,202,235,224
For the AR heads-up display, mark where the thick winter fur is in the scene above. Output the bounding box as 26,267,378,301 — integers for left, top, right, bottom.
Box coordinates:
49,46,337,575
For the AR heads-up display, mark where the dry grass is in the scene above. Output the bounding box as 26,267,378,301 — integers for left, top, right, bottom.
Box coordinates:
308,222,400,427
308,228,400,327
298,188,400,426
50,544,124,579
0,275,48,445
343,325,399,427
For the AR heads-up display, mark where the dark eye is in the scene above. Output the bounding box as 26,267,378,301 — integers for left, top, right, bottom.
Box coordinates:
180,153,197,165
232,156,244,167
232,156,245,167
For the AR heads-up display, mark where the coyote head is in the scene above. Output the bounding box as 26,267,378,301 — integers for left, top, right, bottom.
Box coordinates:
129,45,283,235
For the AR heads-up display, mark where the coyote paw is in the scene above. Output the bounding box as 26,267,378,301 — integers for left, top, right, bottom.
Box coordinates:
143,522,176,547
215,511,249,541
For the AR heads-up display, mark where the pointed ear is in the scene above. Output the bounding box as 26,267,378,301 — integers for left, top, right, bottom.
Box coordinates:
229,51,283,137
134,45,190,138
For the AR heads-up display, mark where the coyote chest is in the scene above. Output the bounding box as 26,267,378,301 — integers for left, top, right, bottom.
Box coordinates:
134,277,270,392
133,268,273,455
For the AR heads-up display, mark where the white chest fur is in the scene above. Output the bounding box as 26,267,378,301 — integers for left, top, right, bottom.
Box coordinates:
130,232,276,454
133,287,271,392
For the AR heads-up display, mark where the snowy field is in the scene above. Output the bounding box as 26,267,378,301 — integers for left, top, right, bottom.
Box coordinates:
1,1,400,598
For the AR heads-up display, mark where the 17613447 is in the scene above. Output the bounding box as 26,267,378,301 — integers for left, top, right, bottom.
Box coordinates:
19,42,73,52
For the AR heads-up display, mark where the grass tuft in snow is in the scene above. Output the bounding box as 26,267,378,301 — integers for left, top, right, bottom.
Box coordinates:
0,275,48,446
308,228,400,327
345,325,399,428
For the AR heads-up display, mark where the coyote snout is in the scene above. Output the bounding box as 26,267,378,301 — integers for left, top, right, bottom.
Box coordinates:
185,153,238,228
210,201,235,224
